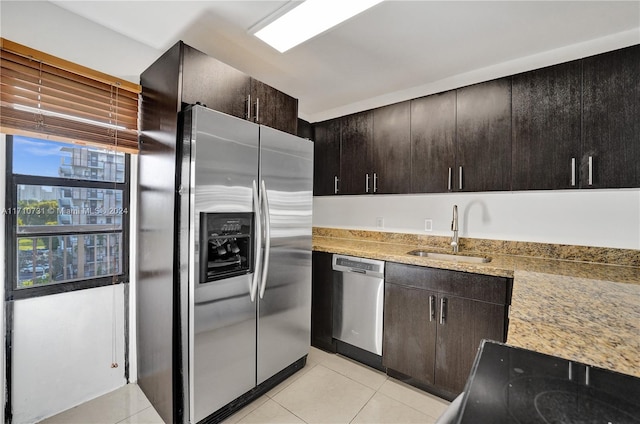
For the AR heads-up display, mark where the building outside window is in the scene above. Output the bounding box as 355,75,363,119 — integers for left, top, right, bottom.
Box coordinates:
5,135,130,298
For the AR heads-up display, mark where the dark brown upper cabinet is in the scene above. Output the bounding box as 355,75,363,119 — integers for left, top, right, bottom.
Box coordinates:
455,78,512,192
148,41,298,136
582,45,639,188
373,101,412,194
511,61,582,190
313,118,341,196
410,91,456,193
181,44,252,120
340,111,374,195
251,79,298,135
309,45,639,197
297,118,313,140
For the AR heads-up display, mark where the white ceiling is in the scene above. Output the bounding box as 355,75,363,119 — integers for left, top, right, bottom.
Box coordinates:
2,1,639,122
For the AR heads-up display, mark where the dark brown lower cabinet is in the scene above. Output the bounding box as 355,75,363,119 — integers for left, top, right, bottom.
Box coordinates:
434,295,506,394
383,284,437,383
383,262,511,398
311,251,336,352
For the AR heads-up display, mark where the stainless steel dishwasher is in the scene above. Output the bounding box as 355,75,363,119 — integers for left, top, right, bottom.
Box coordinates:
332,254,385,367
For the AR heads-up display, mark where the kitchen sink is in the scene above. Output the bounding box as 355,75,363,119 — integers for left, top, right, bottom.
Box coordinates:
407,250,491,263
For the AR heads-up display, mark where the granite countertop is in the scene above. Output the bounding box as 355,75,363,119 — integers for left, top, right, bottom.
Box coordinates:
312,234,640,285
312,228,640,378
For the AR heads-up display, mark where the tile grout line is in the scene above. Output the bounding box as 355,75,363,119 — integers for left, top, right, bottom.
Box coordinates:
266,361,320,400
379,379,450,420
268,363,373,424
305,354,438,424
318,353,390,392
348,386,378,424
112,404,153,424
309,350,450,421
274,399,311,424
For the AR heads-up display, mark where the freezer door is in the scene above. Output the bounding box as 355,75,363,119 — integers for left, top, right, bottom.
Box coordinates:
192,105,260,213
256,126,313,384
187,106,260,421
192,274,256,422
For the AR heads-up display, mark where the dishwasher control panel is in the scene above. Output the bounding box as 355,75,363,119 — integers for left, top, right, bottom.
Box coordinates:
332,254,384,278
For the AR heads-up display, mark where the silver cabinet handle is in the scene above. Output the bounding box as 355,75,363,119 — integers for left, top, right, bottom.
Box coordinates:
246,94,252,121
448,167,452,191
588,156,593,186
585,365,591,386
259,180,271,299
439,297,447,325
366,173,370,193
334,176,339,194
373,172,378,193
571,157,576,187
255,98,260,123
458,167,463,190
250,180,261,302
429,295,436,322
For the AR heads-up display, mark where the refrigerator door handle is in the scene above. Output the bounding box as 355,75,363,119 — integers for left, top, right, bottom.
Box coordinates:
250,180,261,302
259,180,272,299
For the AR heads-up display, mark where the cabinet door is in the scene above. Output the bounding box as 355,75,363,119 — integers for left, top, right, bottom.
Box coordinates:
298,118,313,140
311,252,336,352
383,283,437,385
373,102,412,194
181,45,251,119
582,45,640,188
456,79,512,192
512,61,582,190
252,79,298,135
411,91,456,193
341,111,373,194
313,119,341,196
435,296,506,395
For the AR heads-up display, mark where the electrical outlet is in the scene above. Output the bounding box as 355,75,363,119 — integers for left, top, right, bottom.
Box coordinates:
424,219,433,232
376,217,384,229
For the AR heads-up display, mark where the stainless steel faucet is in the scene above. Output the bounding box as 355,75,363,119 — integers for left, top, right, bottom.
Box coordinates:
451,205,459,253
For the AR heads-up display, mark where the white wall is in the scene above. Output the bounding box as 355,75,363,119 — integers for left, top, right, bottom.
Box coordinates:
11,285,126,423
313,190,640,250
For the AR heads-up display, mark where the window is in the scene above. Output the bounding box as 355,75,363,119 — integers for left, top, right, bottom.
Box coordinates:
5,135,130,299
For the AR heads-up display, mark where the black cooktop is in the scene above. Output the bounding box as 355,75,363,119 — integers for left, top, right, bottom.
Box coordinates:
455,341,640,424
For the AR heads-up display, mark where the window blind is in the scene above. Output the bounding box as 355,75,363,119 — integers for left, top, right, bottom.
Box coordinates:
0,38,141,153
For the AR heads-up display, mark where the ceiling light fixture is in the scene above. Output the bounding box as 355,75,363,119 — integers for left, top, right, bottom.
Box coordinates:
254,0,384,53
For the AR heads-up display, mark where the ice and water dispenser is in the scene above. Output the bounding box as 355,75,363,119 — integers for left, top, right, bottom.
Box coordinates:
199,212,253,283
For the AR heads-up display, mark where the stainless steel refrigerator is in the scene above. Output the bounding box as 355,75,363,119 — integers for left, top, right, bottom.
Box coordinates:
138,105,313,423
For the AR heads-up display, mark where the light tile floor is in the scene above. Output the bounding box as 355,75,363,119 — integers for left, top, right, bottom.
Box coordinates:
39,383,163,424
40,347,450,423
